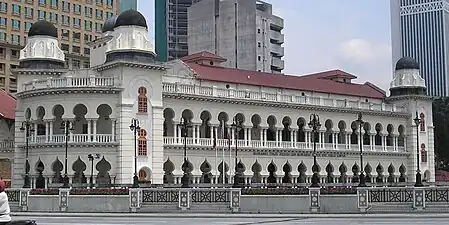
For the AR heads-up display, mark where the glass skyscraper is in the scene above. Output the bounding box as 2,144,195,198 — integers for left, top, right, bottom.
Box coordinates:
391,0,449,96
119,0,138,13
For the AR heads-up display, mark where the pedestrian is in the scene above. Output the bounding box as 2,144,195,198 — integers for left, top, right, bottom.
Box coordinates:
0,179,11,224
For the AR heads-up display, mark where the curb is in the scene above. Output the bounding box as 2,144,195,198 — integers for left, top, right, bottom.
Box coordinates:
11,212,449,219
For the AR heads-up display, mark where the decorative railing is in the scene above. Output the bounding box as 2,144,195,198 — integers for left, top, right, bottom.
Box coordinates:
26,134,116,144
163,137,406,153
5,189,20,203
162,83,406,113
425,187,449,202
0,140,14,150
22,76,115,91
142,189,179,203
369,187,414,203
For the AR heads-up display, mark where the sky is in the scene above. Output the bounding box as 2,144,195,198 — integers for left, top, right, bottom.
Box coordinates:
138,0,393,92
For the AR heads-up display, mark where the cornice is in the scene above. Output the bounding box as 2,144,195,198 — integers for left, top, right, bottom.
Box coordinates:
386,95,434,101
19,142,119,148
16,88,123,99
163,93,411,118
93,61,166,72
10,68,68,76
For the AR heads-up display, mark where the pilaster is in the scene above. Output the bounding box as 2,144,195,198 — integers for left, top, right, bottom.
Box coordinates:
152,106,164,184
116,103,135,184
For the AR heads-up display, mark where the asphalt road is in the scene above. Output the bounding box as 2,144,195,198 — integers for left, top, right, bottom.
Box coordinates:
11,216,449,225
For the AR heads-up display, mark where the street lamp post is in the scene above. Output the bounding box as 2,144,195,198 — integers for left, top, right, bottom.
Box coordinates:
88,153,100,188
61,119,75,188
356,112,366,187
231,117,243,188
179,117,192,188
129,118,141,188
20,120,35,188
308,114,321,187
413,112,423,187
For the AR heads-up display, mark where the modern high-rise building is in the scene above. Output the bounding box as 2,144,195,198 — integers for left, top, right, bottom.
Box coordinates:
390,0,449,96
118,0,137,13
155,0,202,62
0,0,118,93
187,0,284,73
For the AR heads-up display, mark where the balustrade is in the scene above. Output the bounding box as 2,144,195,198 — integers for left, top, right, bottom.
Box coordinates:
162,82,406,113
163,137,405,153
22,76,116,91
27,134,116,144
0,140,14,150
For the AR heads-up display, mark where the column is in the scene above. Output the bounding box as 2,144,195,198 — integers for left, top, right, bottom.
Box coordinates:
92,120,97,142
318,132,322,149
243,127,248,147
290,129,294,148
45,121,49,142
192,124,196,144
87,119,92,142
177,124,181,144
333,133,337,149
304,131,310,148
112,120,116,142
370,135,374,150
49,121,53,143
173,123,177,143
394,136,397,151
33,123,37,142
260,128,264,147
247,128,252,147
231,128,235,146
210,125,214,146
277,129,281,147
382,135,386,151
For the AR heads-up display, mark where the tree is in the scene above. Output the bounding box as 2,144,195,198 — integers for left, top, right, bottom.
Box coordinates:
433,97,449,171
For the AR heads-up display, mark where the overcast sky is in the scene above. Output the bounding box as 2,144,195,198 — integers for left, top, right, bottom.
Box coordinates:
139,0,393,92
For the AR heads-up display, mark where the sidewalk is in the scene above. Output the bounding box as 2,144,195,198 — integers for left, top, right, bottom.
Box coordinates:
11,212,449,218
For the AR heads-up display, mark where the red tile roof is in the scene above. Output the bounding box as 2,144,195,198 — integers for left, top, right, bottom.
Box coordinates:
187,63,386,99
0,91,16,120
181,51,227,63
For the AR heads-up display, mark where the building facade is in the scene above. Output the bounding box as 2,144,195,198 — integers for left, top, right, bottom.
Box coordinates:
188,0,284,73
0,0,118,93
118,0,137,13
155,0,203,62
390,0,449,97
4,9,436,188
0,90,15,185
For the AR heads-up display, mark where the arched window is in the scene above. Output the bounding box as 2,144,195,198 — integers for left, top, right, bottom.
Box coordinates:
420,113,425,132
421,143,427,163
138,169,147,181
138,87,148,113
138,129,147,156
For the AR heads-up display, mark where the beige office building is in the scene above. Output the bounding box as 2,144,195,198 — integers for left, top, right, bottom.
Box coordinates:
0,0,119,93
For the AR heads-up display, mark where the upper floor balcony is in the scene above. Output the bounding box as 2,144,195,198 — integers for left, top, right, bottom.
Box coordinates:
270,43,284,57
270,30,284,44
270,15,284,30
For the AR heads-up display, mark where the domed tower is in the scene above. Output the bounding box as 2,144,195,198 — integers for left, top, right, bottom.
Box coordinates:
388,57,435,183
105,9,156,63
102,16,117,36
390,57,426,96
18,20,65,69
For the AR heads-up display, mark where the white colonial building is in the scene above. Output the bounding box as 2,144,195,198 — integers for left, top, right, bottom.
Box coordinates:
3,10,435,188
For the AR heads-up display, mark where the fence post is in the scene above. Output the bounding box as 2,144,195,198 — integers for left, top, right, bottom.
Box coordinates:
357,187,370,212
178,189,190,210
59,188,70,212
230,188,241,213
309,187,320,213
129,188,141,213
19,189,30,212
413,187,425,210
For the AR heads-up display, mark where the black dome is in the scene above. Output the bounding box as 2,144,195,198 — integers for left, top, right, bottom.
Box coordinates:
102,16,117,33
114,9,147,29
28,20,58,38
395,57,420,70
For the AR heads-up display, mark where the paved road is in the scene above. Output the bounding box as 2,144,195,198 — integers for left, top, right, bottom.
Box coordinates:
12,216,449,225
